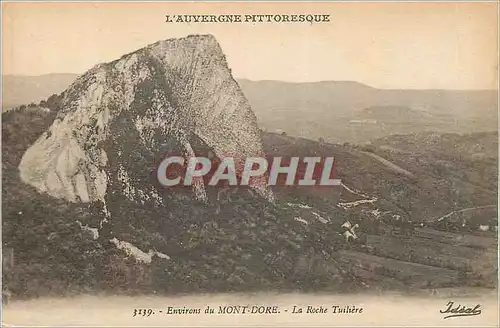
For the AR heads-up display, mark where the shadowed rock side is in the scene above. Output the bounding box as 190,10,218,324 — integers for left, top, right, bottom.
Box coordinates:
18,34,272,212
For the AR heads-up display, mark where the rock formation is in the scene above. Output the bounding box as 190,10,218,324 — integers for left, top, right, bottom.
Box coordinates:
19,34,273,217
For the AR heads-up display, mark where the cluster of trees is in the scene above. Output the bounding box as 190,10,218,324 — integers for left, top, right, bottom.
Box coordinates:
14,94,62,112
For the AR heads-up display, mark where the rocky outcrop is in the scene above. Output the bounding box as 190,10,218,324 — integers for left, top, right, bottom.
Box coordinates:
19,35,273,214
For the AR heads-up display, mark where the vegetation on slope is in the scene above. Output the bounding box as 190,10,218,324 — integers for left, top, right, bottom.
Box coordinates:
2,97,497,300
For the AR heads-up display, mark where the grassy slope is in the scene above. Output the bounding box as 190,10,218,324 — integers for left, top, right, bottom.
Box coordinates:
2,104,497,300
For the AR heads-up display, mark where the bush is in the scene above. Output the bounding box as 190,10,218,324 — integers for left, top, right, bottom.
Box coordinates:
361,144,376,153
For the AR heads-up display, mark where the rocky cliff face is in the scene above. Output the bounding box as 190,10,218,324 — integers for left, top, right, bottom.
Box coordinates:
19,35,272,215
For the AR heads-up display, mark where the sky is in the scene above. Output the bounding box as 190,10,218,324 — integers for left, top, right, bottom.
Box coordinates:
2,2,498,89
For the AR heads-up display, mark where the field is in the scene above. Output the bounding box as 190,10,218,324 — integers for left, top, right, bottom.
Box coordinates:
333,226,497,291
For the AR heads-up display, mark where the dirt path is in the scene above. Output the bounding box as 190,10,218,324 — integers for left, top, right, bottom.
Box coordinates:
337,182,378,209
433,205,497,222
359,150,416,178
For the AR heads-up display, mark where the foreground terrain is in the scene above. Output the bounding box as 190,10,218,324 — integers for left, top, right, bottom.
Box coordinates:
2,99,497,299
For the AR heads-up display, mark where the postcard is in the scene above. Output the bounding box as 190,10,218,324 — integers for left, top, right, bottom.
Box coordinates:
1,1,498,327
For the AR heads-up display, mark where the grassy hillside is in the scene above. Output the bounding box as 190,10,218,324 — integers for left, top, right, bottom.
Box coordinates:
2,97,497,301
2,101,353,299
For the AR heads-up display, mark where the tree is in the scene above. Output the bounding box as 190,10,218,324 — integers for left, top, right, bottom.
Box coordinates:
46,94,62,111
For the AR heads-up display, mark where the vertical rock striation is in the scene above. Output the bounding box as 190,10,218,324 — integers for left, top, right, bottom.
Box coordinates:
19,34,273,216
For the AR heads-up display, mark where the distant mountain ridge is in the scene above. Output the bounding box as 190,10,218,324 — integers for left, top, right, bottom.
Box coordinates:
2,74,79,110
237,79,497,143
3,74,497,143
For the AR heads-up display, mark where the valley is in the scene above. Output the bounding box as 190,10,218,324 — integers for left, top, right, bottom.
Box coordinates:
4,109,496,299
1,38,497,301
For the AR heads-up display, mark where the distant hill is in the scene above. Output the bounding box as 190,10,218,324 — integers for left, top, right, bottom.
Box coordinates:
2,74,79,110
239,79,498,143
357,106,435,121
2,75,497,143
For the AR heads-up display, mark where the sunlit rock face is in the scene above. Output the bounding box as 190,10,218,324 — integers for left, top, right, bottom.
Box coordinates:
19,34,272,215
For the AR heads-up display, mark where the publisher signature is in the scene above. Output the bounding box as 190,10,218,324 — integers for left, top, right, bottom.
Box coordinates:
439,301,482,319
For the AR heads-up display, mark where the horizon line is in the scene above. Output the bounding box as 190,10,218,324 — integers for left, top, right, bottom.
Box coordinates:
3,73,498,92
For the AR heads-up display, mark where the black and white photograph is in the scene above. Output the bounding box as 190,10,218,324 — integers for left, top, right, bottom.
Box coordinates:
1,1,498,326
